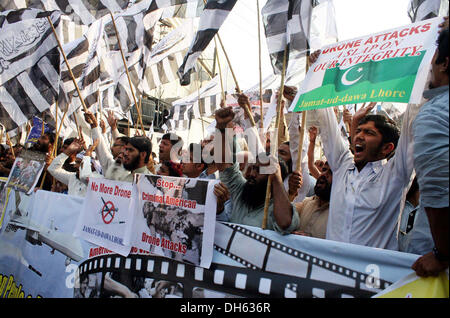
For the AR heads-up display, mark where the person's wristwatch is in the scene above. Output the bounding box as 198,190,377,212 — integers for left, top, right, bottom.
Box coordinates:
432,247,449,262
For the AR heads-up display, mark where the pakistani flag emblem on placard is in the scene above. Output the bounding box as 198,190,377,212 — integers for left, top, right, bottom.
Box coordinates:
291,52,425,112
288,18,442,113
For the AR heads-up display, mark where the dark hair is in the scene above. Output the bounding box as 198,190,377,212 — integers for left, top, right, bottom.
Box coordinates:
278,158,289,181
406,176,419,200
127,137,152,163
44,131,56,145
435,28,449,75
162,133,183,147
358,114,400,150
163,160,183,177
188,143,206,168
63,137,76,146
116,136,130,145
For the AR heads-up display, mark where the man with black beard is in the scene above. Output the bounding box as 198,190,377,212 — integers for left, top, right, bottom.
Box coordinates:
214,107,299,234
84,111,131,181
120,136,152,182
292,162,332,239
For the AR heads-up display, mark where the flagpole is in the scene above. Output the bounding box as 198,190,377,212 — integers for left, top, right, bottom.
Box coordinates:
196,63,205,140
257,0,264,130
41,115,45,137
136,97,143,133
213,37,226,102
53,101,59,157
72,112,83,140
290,54,310,202
0,125,4,145
51,102,59,190
262,44,288,230
47,16,89,114
109,12,146,135
198,0,255,127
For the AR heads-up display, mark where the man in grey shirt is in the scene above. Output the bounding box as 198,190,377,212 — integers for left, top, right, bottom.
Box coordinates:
213,106,299,235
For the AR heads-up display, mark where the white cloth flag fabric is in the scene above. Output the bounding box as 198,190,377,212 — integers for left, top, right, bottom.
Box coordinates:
140,19,194,93
0,0,27,11
177,0,238,85
407,0,448,22
59,18,105,113
98,1,199,114
0,9,61,133
262,0,313,75
172,75,224,118
31,0,140,26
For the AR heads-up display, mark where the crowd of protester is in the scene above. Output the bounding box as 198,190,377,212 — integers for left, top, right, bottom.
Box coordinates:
0,22,448,279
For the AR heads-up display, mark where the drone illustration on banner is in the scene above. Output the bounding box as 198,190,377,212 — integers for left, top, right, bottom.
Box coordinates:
98,197,125,226
8,212,85,268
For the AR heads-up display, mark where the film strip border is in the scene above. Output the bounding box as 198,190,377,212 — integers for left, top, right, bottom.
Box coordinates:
214,222,393,294
77,253,378,298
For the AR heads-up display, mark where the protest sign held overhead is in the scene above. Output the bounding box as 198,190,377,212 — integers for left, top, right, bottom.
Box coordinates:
126,174,219,269
289,17,442,112
5,150,46,195
74,178,134,256
24,117,51,146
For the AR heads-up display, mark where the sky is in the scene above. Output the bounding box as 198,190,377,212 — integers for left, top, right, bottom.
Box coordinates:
217,0,413,90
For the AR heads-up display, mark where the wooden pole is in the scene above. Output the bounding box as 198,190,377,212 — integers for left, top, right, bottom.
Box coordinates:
55,108,69,156
262,45,288,229
41,116,45,137
197,68,205,140
72,113,83,140
53,102,59,157
200,0,255,126
109,12,145,135
257,0,264,130
0,124,5,144
289,54,311,202
47,16,89,114
136,97,143,133
213,37,226,102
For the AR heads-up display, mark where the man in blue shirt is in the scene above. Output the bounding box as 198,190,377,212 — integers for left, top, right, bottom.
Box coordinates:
411,27,449,277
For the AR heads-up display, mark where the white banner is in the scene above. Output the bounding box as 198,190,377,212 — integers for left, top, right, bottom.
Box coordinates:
74,178,134,256
126,174,219,269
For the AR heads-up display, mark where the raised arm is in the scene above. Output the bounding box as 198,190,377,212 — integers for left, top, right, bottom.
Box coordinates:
47,139,83,185
214,107,236,172
84,111,115,173
106,110,122,141
271,157,299,232
307,126,321,179
237,93,266,154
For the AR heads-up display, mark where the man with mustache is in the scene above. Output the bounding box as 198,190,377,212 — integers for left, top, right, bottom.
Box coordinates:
85,111,152,181
293,162,332,239
85,111,130,181
213,107,299,234
305,50,419,250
